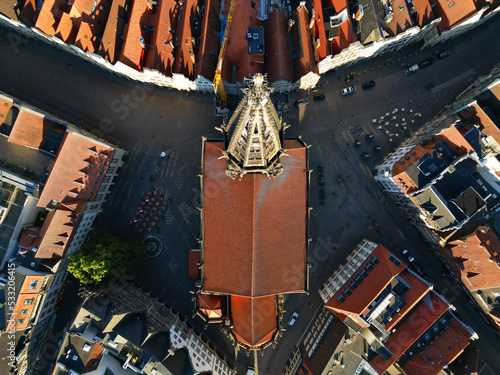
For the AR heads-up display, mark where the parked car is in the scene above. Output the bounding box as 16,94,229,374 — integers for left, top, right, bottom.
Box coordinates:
354,141,361,147
436,50,451,59
288,312,299,326
341,86,356,96
402,249,415,263
361,152,370,160
365,134,374,141
313,93,325,102
418,58,435,69
294,98,309,107
361,80,376,90
373,145,382,152
404,64,419,75
412,262,425,276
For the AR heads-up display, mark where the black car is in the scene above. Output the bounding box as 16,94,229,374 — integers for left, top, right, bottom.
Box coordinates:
412,262,425,276
436,50,451,59
354,141,362,147
373,145,382,152
361,80,376,90
419,58,435,69
313,94,325,102
361,152,370,160
294,98,310,107
365,134,374,141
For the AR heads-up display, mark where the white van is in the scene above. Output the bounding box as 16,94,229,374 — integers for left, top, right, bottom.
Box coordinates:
404,64,419,75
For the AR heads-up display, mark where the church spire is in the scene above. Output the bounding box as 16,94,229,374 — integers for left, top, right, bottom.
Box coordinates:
222,73,285,179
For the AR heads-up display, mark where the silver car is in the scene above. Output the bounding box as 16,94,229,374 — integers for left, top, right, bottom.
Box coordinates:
341,86,356,96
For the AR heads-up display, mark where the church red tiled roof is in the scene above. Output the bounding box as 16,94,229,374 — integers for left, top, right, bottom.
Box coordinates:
291,5,318,80
37,132,115,208
202,139,308,297
198,293,224,319
231,295,277,348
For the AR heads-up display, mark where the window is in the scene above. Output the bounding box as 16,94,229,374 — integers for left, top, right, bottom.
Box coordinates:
21,309,28,315
348,279,359,289
29,280,39,290
448,1,454,6
389,254,401,266
369,255,380,265
342,286,352,296
354,274,364,284
360,269,368,278
24,299,34,305
364,262,374,272
335,293,345,303
17,319,25,325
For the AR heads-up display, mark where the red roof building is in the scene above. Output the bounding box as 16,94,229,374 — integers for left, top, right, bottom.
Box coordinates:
194,0,221,81
221,0,264,82
412,0,436,28
98,0,130,63
74,21,103,53
199,74,309,350
144,0,179,75
173,0,200,78
431,0,477,32
37,131,115,208
264,9,292,83
34,209,78,259
35,0,69,36
290,4,319,82
0,96,13,122
386,0,414,36
55,12,78,44
118,0,152,70
319,239,476,375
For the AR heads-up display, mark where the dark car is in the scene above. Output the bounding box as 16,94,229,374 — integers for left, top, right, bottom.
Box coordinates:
354,141,362,147
365,134,374,141
412,262,425,276
361,152,370,160
436,50,451,59
294,98,310,107
373,145,382,152
419,58,435,69
313,94,325,102
361,80,376,90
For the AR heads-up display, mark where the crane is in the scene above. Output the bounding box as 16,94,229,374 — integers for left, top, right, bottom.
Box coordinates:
212,0,236,109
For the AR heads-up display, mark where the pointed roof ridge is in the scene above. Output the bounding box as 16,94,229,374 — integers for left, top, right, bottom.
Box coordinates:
224,73,285,179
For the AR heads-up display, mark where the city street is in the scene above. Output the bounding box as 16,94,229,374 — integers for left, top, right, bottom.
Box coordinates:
0,12,499,374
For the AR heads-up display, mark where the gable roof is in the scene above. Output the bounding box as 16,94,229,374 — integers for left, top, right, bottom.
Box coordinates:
37,131,115,208
144,0,178,75
264,9,293,83
98,0,129,64
291,5,319,80
172,0,199,78
230,295,277,348
34,208,79,259
8,109,65,149
197,293,224,320
194,0,221,81
118,0,152,70
432,0,477,31
202,139,308,297
412,0,435,27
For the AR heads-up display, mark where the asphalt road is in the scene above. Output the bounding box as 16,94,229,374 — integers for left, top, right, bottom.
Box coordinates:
1,12,500,375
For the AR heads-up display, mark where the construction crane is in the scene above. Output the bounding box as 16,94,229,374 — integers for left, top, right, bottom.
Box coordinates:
212,0,236,110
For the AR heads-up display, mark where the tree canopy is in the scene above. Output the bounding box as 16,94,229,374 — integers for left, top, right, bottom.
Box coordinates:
68,230,145,285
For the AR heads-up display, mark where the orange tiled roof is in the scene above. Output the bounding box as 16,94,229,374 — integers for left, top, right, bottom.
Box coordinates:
325,245,407,317
198,293,224,319
202,139,308,297
75,21,102,52
459,102,500,143
0,97,13,122
231,295,277,348
189,251,201,279
387,0,413,36
221,0,263,82
82,343,104,373
443,226,500,291
264,9,292,83
36,0,68,35
194,0,221,81
370,291,451,373
172,0,198,78
70,0,111,26
35,209,78,259
392,125,475,193
20,0,38,26
144,0,178,75
18,229,40,249
119,0,152,70
413,0,435,27
37,132,115,208
311,0,328,60
331,18,357,54
402,318,472,375
433,0,477,32
98,0,129,63
55,12,77,44
291,5,318,80
8,109,65,149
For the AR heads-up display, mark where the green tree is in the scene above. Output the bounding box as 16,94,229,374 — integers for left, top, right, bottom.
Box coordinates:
68,230,145,285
